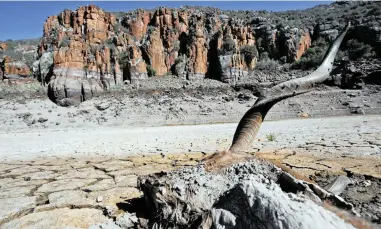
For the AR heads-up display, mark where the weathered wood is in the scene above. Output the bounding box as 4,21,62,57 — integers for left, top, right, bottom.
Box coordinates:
138,159,362,229
229,22,351,154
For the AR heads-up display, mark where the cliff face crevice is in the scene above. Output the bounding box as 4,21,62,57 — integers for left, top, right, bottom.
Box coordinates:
29,2,380,105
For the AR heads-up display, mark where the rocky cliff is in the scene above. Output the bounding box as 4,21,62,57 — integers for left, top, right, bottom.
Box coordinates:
1,56,31,81
23,1,381,105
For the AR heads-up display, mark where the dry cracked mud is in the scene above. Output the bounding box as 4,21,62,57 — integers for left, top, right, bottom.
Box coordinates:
0,115,380,228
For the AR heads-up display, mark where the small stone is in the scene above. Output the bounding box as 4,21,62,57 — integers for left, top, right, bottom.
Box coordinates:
96,196,103,203
95,102,110,111
362,180,371,187
116,212,138,228
38,117,48,123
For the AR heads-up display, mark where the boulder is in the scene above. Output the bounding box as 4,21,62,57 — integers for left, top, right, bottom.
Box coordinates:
1,56,31,79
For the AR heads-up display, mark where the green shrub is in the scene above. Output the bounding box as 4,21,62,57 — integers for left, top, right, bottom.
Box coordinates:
117,51,129,69
240,45,258,66
4,40,17,50
259,52,270,61
2,50,23,62
291,37,329,69
219,36,236,55
256,59,281,70
266,133,276,141
146,65,156,77
105,38,116,51
90,45,102,53
147,26,155,34
59,36,70,48
346,39,376,60
113,23,122,32
121,27,130,34
23,53,36,68
175,56,184,65
172,40,180,52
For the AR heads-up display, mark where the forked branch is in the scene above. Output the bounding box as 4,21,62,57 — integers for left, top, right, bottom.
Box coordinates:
229,22,351,154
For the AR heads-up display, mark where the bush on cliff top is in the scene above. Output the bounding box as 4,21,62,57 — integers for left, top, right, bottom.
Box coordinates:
240,45,258,66
59,36,70,48
218,36,236,56
292,37,377,70
118,51,129,69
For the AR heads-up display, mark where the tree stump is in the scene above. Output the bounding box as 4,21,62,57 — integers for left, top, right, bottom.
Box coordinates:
138,158,361,229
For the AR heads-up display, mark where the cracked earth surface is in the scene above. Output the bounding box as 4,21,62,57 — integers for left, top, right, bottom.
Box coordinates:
0,115,381,228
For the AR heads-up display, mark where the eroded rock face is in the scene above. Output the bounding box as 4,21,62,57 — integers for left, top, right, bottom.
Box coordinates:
1,56,31,80
34,3,380,105
144,27,168,76
37,5,122,105
124,46,148,84
0,42,7,51
282,28,312,62
37,5,296,105
33,52,53,85
219,53,257,83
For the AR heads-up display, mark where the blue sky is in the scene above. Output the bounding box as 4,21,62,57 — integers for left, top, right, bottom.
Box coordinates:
0,1,332,41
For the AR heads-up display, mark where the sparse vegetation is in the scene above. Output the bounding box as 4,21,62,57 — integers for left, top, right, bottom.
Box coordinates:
90,45,102,53
146,65,156,77
291,37,329,70
0,81,45,98
113,23,122,32
59,36,70,48
121,27,130,34
23,53,36,68
175,55,186,65
266,133,276,142
147,26,155,34
240,45,258,66
172,40,180,52
0,38,38,70
117,51,129,69
108,83,125,91
256,59,281,70
219,36,236,56
292,37,377,70
346,39,376,60
105,38,116,51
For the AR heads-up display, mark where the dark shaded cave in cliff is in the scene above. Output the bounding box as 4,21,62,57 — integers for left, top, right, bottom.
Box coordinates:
206,32,221,80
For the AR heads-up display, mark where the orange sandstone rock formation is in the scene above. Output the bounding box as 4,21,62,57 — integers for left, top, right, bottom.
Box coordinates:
35,5,314,105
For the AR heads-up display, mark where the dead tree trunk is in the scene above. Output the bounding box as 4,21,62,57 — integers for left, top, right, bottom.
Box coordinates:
230,22,350,153
203,22,351,169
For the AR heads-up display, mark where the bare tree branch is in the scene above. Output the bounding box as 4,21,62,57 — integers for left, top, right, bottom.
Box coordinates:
229,22,351,154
